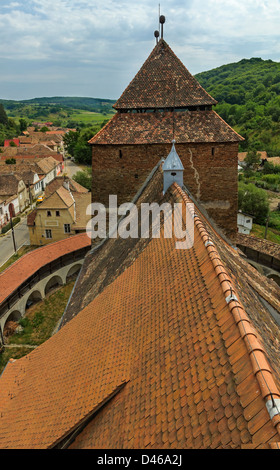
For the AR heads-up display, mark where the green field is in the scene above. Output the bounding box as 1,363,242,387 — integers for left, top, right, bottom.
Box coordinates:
69,109,114,124
6,106,114,128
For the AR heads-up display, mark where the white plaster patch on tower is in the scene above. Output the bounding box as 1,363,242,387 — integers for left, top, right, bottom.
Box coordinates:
189,149,201,200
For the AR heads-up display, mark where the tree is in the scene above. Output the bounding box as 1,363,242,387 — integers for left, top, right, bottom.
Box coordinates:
64,126,99,165
40,126,50,132
244,147,261,175
0,104,8,126
19,118,28,133
73,141,91,165
72,168,92,191
238,182,269,224
63,130,79,157
5,158,16,164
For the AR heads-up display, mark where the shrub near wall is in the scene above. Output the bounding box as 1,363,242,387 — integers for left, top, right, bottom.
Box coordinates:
1,217,21,234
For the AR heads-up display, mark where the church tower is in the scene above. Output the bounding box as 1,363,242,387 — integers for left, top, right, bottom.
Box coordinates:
89,32,243,239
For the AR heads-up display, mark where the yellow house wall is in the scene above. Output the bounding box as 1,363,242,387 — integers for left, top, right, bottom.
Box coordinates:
29,207,75,246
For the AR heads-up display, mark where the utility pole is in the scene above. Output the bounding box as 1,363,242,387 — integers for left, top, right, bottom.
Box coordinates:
10,216,17,253
264,215,270,239
28,182,32,208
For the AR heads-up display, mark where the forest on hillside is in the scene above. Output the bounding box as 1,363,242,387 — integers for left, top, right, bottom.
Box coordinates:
195,57,280,156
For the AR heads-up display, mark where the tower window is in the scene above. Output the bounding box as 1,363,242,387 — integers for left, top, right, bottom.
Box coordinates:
119,150,122,159
211,147,215,156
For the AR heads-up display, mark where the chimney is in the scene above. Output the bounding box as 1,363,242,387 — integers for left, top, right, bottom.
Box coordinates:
163,140,184,194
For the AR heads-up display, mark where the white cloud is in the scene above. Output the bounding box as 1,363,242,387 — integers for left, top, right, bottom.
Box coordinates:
0,0,280,98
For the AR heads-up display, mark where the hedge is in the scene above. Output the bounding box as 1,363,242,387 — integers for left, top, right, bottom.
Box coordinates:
1,216,21,234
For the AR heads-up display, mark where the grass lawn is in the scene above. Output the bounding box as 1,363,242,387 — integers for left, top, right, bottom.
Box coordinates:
0,280,75,375
250,223,280,244
69,109,114,125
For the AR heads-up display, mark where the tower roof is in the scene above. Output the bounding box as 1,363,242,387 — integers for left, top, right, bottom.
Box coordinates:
88,110,243,145
162,140,184,171
113,39,217,110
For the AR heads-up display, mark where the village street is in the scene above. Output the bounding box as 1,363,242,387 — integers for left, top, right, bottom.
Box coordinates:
63,159,81,178
0,217,29,267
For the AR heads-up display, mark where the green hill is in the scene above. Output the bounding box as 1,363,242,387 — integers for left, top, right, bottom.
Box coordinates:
0,96,115,113
3,57,280,154
195,58,280,155
0,96,116,134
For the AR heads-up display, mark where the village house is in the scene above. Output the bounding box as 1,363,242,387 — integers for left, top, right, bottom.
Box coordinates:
0,197,6,228
3,138,19,147
0,143,65,171
27,178,90,245
0,156,64,230
0,174,28,227
0,162,41,202
0,156,62,199
237,210,254,235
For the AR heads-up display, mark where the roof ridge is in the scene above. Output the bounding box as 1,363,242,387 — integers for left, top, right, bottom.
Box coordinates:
212,109,245,141
159,39,218,106
53,186,74,208
172,182,280,441
88,113,118,145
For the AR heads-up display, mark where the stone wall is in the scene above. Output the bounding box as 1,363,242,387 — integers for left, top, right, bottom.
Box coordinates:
91,141,239,239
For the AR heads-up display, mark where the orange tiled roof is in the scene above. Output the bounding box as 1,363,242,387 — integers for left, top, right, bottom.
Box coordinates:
238,151,268,162
0,233,91,305
236,232,280,261
113,39,217,110
89,110,243,145
1,167,280,448
267,157,280,166
45,177,88,198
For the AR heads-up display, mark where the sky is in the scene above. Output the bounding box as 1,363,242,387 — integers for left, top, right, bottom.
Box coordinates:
0,0,280,101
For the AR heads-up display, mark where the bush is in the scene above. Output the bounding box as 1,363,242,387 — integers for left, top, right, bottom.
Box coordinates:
268,212,280,231
19,317,30,328
263,161,280,174
1,216,21,234
73,168,91,191
238,182,269,224
262,174,280,184
255,180,269,189
32,311,44,328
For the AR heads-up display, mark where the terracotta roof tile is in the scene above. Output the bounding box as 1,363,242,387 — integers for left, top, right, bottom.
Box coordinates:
89,110,243,145
114,39,217,110
0,174,23,196
0,165,280,449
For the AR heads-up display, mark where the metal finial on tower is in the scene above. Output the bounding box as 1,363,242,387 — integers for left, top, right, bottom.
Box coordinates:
154,30,159,44
159,15,165,39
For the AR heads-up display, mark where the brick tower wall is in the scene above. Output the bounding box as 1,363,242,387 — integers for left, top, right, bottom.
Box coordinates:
91,141,239,239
